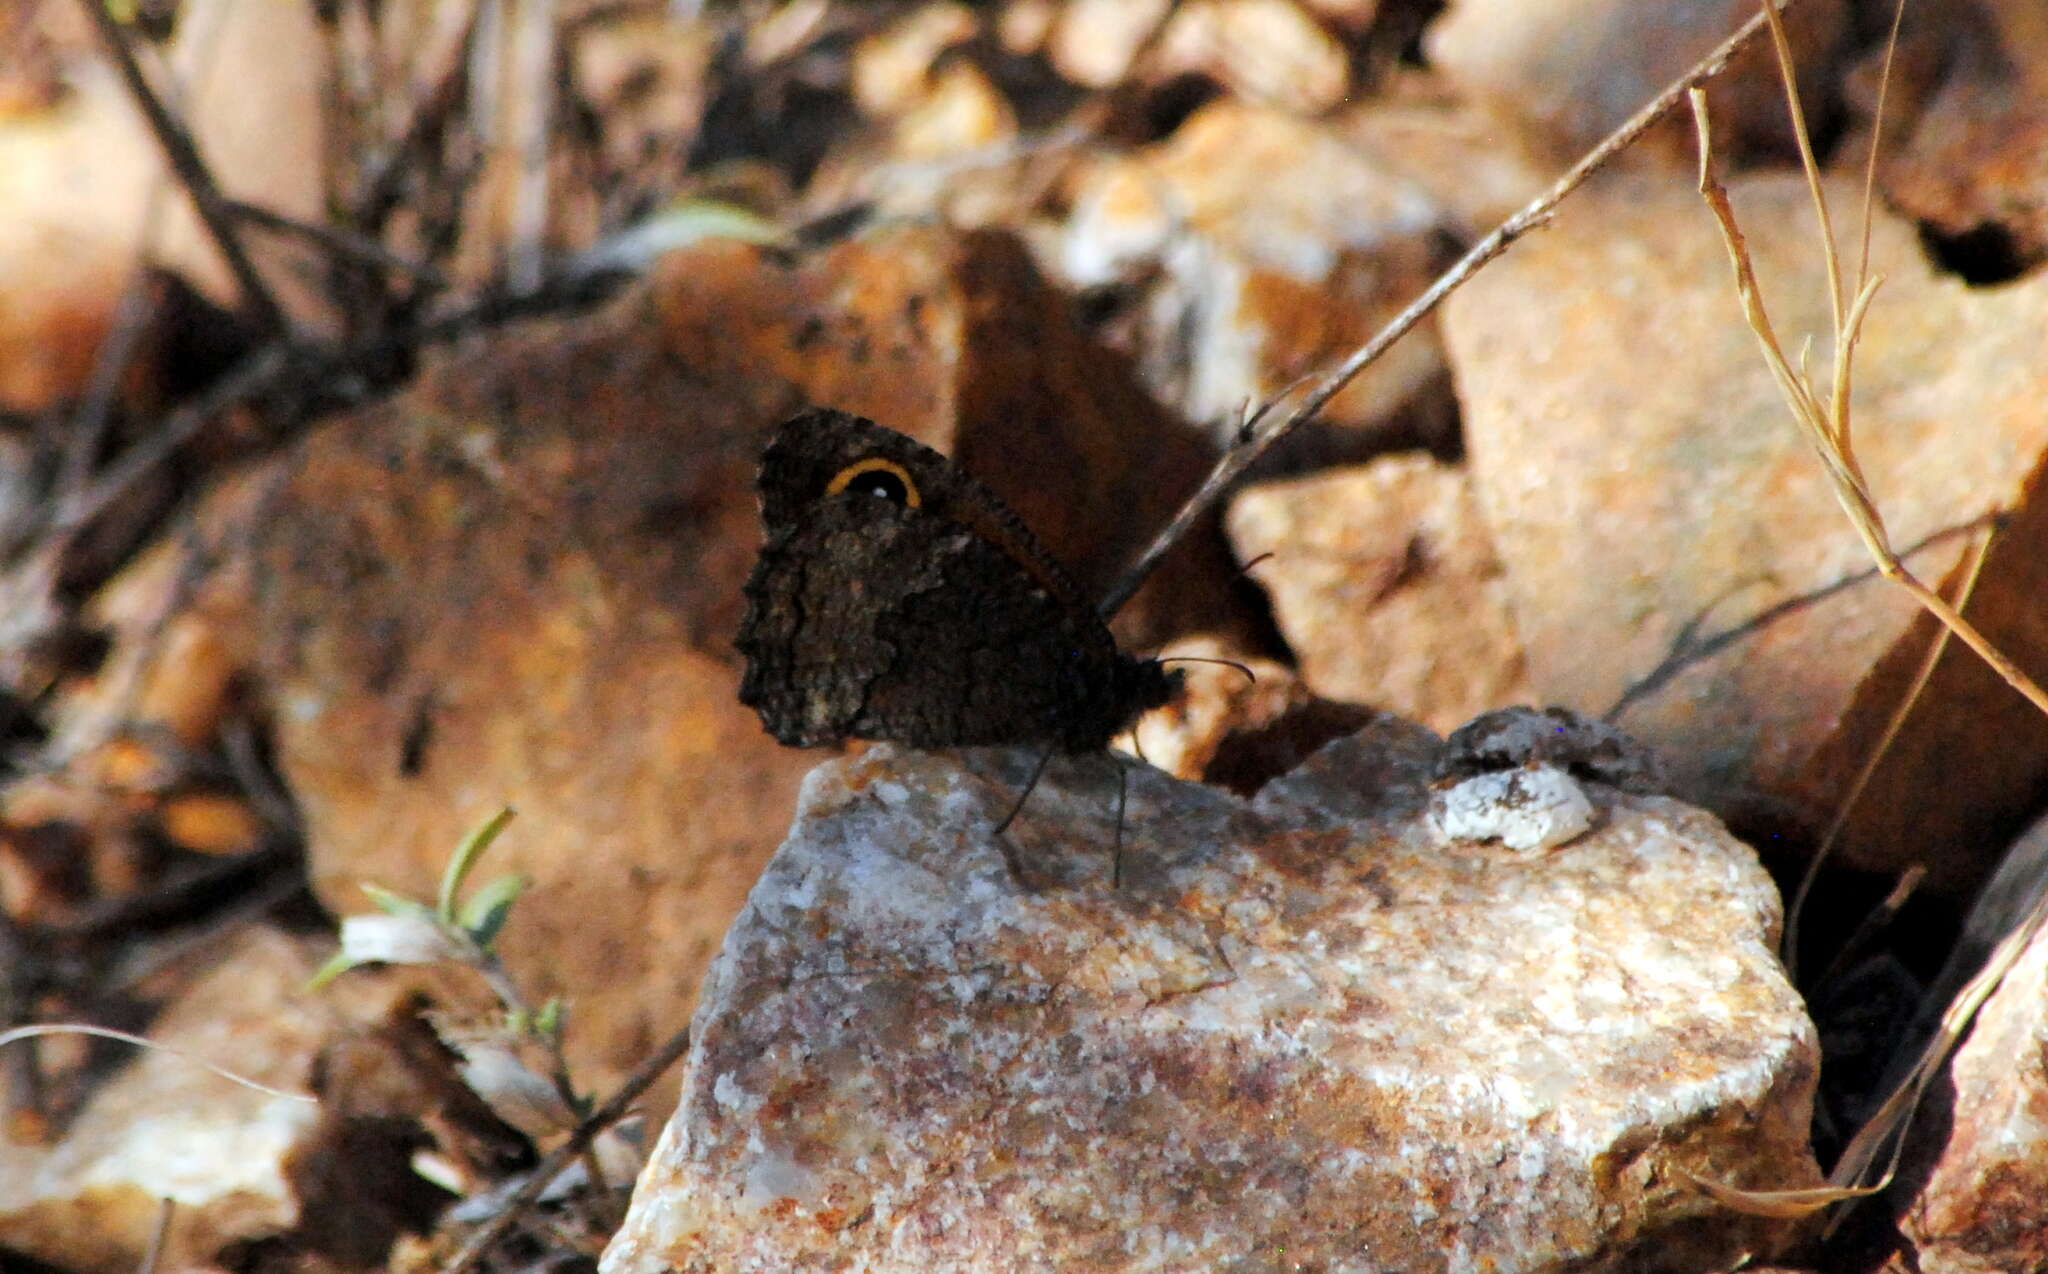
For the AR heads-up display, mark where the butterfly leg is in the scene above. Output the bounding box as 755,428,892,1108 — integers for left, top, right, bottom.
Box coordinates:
994,746,1055,836
1110,753,1130,889
991,747,1056,892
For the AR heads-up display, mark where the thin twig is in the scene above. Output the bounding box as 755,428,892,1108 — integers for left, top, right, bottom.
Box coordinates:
75,0,289,338
1824,885,2048,1212
1097,0,1803,619
1809,865,1924,1002
227,199,451,288
1783,528,1991,978
354,5,482,235
50,343,297,539
60,188,174,506
0,1023,316,1102
442,1022,694,1274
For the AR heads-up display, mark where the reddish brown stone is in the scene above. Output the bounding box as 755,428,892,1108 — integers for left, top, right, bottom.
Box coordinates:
1883,16,2048,279
1053,100,1451,457
1424,0,1850,162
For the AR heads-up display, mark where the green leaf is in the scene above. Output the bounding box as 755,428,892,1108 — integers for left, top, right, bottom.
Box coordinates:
438,806,517,921
533,997,564,1040
459,872,531,950
308,949,361,991
361,881,435,920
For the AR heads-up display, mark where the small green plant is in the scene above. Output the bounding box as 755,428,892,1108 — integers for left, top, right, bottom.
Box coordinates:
314,807,590,1133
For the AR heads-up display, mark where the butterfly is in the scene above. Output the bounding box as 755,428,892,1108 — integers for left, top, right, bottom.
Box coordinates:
735,408,1183,863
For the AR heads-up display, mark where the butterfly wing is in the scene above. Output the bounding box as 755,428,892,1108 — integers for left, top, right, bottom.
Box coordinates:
737,492,1131,751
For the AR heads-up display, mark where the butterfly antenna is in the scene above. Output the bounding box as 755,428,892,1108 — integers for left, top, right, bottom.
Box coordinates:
995,747,1055,836
1236,551,1275,579
1159,655,1258,685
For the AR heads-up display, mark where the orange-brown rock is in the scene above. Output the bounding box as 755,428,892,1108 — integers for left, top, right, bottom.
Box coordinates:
1443,172,2048,899
1225,455,1530,734
1047,0,1351,114
1424,0,1850,163
1125,635,1376,795
1052,99,1451,459
72,223,1241,1100
0,928,333,1271
0,0,326,412
1882,5,2048,280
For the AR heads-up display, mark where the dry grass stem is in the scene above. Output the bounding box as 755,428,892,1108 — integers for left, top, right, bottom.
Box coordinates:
1783,531,1990,977
1825,885,2048,1210
442,1022,695,1274
0,1023,316,1103
1689,0,2048,1231
1691,72,2048,722
74,0,289,337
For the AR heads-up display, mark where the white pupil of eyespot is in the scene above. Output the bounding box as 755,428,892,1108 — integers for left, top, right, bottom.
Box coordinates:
858,475,904,501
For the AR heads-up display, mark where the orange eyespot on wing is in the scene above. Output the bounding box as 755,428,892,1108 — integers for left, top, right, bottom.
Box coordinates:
826,458,921,508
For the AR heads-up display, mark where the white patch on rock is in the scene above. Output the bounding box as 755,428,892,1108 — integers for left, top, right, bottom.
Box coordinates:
1433,762,1596,853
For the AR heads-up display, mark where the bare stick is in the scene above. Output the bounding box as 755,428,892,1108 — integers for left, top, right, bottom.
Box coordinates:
75,0,289,338
51,343,295,538
1097,0,1802,620
227,199,450,288
442,1023,695,1274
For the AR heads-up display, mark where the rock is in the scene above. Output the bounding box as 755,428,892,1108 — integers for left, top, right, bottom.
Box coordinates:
1049,0,1352,114
1430,707,1666,855
601,735,1818,1273
1437,705,1666,794
1124,635,1378,795
1226,455,1530,734
56,222,1245,1100
1898,904,2048,1274
0,928,331,1271
0,0,327,411
1052,99,1451,458
1442,171,2048,900
1424,0,1850,162
1433,762,1595,853
1339,81,1557,237
1915,807,2048,1047
1881,6,2048,281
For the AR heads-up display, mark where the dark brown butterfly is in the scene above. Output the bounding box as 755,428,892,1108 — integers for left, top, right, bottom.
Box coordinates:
736,408,1181,778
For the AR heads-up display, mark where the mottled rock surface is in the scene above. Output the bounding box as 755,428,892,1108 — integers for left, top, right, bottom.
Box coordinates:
1426,0,1848,160
602,732,1818,1273
1128,636,1376,797
1445,172,2048,899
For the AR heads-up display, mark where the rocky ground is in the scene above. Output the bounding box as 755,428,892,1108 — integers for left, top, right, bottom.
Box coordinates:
2,1,2046,1272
